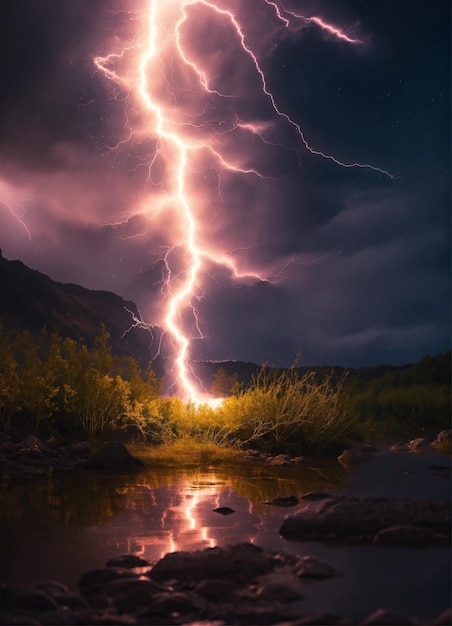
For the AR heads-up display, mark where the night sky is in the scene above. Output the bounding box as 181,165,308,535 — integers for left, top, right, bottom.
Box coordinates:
0,0,450,374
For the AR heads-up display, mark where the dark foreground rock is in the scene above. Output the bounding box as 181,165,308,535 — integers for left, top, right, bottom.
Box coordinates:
86,442,144,471
0,435,145,481
1,543,450,625
0,434,93,482
279,496,451,543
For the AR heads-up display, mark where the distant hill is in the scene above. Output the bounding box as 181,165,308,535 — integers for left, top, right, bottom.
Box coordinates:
0,250,153,367
1,251,448,392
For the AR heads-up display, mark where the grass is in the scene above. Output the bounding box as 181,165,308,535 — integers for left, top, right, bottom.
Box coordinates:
128,440,244,468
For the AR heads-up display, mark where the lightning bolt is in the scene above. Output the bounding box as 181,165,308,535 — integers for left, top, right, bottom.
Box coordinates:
94,0,393,403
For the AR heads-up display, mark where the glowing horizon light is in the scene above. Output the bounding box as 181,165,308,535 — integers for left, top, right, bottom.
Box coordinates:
94,0,393,403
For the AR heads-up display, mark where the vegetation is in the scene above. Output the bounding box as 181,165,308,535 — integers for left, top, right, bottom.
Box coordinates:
0,325,449,455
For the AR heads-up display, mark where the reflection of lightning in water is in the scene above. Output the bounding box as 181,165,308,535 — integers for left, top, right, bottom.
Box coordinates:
94,0,393,401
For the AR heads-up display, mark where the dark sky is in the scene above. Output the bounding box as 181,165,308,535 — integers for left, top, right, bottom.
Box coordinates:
0,0,450,375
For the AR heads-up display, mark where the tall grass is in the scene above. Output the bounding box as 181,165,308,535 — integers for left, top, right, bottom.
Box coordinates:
136,366,358,454
216,366,356,453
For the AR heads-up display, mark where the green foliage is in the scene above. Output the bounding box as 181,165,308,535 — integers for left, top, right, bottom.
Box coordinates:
344,352,451,439
210,367,241,397
215,366,355,453
0,325,161,435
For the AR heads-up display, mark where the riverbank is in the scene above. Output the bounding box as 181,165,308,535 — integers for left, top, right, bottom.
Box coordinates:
0,428,450,483
1,541,450,626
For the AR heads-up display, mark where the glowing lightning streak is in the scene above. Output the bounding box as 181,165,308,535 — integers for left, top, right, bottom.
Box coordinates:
95,0,394,403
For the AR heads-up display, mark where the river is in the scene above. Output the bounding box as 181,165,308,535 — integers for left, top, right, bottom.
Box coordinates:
0,448,450,622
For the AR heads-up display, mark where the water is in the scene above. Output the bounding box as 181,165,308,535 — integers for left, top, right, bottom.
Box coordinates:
0,450,450,622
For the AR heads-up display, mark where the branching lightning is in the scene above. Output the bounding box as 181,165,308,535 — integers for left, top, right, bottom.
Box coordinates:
94,0,393,402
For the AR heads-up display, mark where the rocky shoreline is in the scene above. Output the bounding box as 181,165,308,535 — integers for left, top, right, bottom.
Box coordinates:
1,430,450,625
1,542,451,625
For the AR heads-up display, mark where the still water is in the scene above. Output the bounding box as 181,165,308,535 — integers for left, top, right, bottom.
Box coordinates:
0,451,450,622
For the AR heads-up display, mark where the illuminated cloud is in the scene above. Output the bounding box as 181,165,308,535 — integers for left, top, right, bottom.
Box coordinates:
0,0,449,394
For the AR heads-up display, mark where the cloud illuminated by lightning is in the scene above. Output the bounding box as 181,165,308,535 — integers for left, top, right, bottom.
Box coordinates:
94,0,393,402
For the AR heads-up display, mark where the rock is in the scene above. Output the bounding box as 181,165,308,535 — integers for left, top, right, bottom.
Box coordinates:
254,582,302,602
265,495,299,507
138,590,205,617
106,554,150,569
87,442,144,471
360,608,417,624
301,491,333,501
270,454,293,466
293,556,339,578
433,430,452,446
34,581,88,609
79,567,138,592
105,577,164,613
408,437,432,452
194,578,237,601
15,589,58,611
150,543,279,584
338,444,377,465
213,506,235,515
292,456,309,464
373,524,435,545
279,496,451,542
389,442,409,452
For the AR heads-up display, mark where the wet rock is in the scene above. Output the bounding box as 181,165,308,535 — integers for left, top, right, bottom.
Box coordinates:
270,454,294,466
338,444,377,465
264,495,299,507
34,581,88,609
194,578,237,601
293,556,339,579
301,491,333,501
213,506,235,515
86,443,144,471
105,577,164,613
150,543,280,584
408,437,432,452
15,589,58,611
138,590,205,617
292,456,309,464
254,582,302,602
279,496,451,542
106,554,150,569
373,524,436,545
389,442,409,452
434,430,451,445
79,567,138,592
360,608,418,624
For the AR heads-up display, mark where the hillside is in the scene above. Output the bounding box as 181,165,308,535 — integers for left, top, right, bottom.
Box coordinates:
0,250,153,367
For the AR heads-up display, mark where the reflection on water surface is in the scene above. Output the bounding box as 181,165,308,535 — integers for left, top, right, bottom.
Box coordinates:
0,452,450,622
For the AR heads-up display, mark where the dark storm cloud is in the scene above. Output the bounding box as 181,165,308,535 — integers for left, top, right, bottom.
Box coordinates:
0,0,449,370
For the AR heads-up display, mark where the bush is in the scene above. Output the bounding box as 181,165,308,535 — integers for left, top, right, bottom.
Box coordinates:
215,366,356,453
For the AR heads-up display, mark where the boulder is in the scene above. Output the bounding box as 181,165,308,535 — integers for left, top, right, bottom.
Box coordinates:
106,554,150,569
150,542,279,584
408,437,432,452
293,556,339,578
279,496,451,542
338,444,377,465
87,442,144,471
433,430,451,445
270,454,294,466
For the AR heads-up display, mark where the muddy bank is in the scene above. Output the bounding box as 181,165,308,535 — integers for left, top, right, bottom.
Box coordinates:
1,542,450,625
